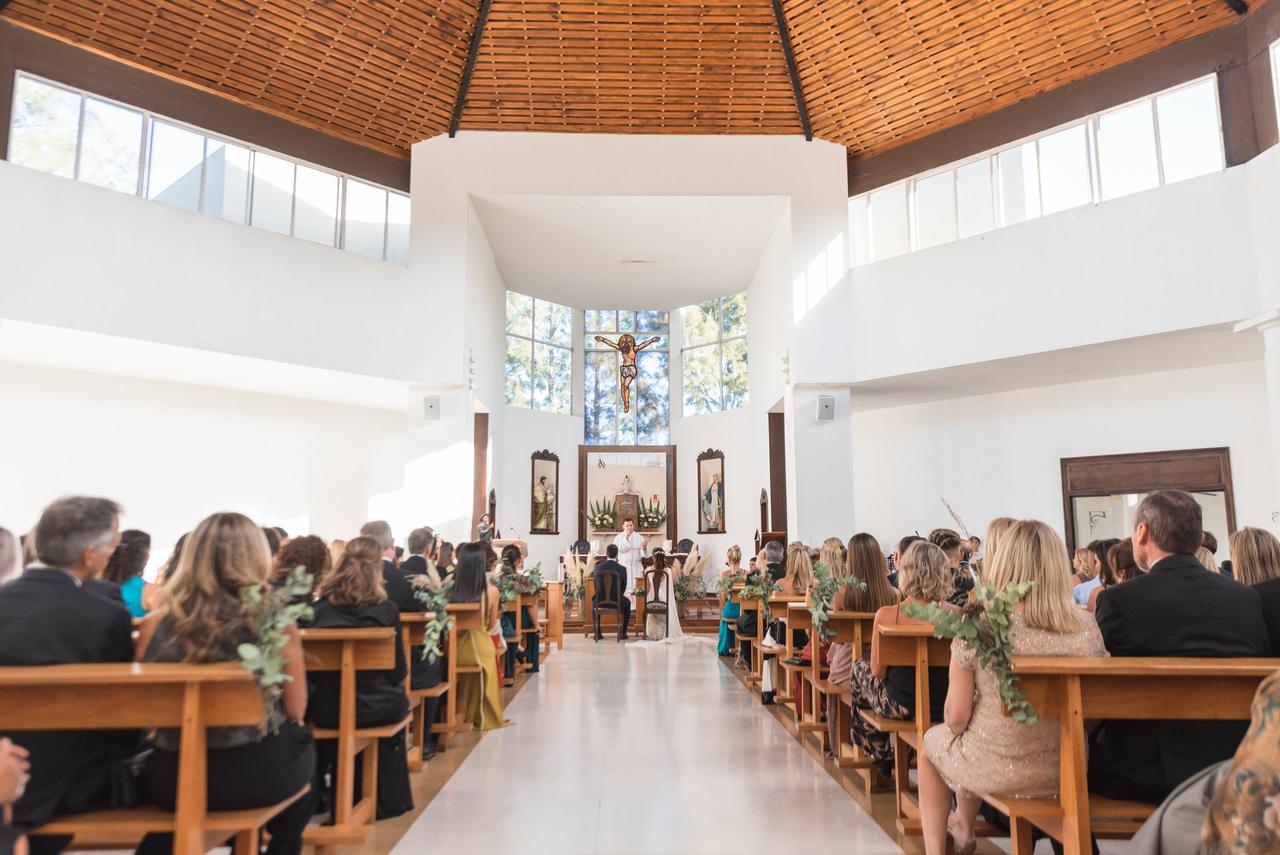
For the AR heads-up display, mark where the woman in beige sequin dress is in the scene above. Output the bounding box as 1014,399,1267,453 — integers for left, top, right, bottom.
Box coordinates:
918,519,1108,855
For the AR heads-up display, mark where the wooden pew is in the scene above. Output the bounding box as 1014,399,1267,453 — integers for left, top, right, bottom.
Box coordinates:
300,627,411,855
0,663,307,855
754,594,806,698
541,582,564,654
583,575,632,639
815,610,877,772
865,623,953,824
399,613,450,771
985,657,1278,855
430,603,483,749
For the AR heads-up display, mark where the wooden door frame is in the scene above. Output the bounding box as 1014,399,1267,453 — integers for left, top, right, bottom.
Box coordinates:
1060,447,1236,553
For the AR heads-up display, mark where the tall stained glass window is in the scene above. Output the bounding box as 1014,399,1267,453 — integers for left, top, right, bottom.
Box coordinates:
584,309,669,445
506,292,572,414
680,293,748,416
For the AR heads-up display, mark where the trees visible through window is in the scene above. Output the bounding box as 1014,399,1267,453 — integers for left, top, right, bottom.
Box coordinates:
585,310,669,444
506,292,572,415
680,293,748,416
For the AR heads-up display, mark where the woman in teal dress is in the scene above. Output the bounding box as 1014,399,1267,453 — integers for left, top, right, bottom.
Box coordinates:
103,529,156,617
717,545,744,656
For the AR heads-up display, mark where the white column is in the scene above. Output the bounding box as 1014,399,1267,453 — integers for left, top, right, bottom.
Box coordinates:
784,385,855,545
1236,310,1280,531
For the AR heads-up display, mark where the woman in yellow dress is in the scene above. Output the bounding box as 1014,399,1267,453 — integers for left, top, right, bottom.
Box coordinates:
449,542,510,730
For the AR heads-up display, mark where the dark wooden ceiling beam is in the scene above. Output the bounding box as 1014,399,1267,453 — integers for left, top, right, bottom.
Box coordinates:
770,0,812,141
449,0,493,138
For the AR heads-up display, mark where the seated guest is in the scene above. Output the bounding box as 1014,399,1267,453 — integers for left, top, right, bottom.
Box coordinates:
593,544,631,641
361,520,421,613
0,497,135,855
448,543,508,730
153,533,188,586
1,737,32,855
1238,528,1280,654
328,539,347,570
844,533,902,617
134,512,314,855
816,538,852,752
1195,545,1218,573
262,526,281,558
716,545,743,656
1086,537,1139,613
889,534,924,589
498,544,540,682
919,520,1107,855
271,534,330,603
436,541,455,577
1090,490,1269,805
304,536,412,820
774,542,814,647
737,541,785,660
1073,538,1118,605
100,530,156,618
848,541,949,769
399,527,437,577
934,534,969,606
1071,547,1093,585
0,527,21,584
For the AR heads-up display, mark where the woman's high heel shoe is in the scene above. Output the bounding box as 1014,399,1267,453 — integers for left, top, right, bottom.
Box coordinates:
947,817,977,855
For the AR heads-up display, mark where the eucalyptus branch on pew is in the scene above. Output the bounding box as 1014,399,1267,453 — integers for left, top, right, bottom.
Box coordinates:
808,562,867,642
902,572,1039,725
238,565,314,732
716,571,746,599
412,575,455,665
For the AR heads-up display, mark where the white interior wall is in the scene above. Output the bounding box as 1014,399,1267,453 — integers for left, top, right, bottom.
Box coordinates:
498,407,582,577
850,360,1279,554
0,361,406,576
795,163,1269,387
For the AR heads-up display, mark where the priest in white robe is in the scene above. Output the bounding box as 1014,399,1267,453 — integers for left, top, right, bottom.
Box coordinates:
612,518,645,601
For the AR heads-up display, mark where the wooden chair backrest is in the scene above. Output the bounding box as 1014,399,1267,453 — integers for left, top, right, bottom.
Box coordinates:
446,601,485,631
300,627,396,671
826,610,878,650
876,623,953,744
0,663,262,855
643,569,669,608
595,571,623,610
400,612,430,647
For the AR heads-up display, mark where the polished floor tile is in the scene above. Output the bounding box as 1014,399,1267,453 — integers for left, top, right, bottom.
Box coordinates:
390,637,903,855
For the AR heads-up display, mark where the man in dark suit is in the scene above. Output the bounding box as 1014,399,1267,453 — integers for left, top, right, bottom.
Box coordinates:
399,526,437,578
0,496,135,855
1251,572,1280,654
361,520,445,754
593,545,631,640
1089,490,1269,805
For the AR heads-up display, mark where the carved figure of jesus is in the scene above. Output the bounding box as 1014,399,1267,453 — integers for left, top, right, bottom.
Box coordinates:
593,333,660,413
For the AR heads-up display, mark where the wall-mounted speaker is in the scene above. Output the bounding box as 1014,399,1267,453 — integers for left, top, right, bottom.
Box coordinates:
421,395,441,421
816,395,835,422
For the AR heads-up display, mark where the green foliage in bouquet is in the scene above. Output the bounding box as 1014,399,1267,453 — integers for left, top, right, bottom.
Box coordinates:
903,571,1038,725
673,570,707,602
636,497,667,530
716,571,746,599
563,575,586,608
587,499,616,530
808,562,868,642
499,563,545,606
413,575,455,665
740,572,781,620
237,565,314,732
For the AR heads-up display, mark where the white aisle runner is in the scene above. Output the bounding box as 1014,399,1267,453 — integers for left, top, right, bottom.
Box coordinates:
390,638,902,855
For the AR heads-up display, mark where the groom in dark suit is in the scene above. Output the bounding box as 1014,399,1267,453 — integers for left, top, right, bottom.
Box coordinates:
593,545,631,640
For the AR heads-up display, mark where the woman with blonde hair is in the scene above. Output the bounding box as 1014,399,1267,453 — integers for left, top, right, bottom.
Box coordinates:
306,535,413,819
717,544,744,657
1231,527,1280,587
918,520,1107,855
134,513,314,855
980,517,1018,575
848,541,954,770
842,533,900,614
327,538,347,571
818,537,855,752
779,540,814,597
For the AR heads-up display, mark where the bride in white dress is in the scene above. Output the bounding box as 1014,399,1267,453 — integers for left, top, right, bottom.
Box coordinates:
643,551,684,639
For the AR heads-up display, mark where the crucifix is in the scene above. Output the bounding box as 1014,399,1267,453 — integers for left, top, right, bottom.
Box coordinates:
593,333,660,412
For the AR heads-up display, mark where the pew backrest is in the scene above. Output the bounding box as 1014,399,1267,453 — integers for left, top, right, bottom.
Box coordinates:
876,623,953,744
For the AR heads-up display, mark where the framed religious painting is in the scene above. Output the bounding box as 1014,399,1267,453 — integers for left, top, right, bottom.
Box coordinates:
696,449,725,534
530,450,560,535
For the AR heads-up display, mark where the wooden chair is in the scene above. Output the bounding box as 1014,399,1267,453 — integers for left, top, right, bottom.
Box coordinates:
593,571,626,642
517,592,541,669
541,581,564,654
780,604,825,734
300,627,411,855
985,657,1279,855
0,663,307,855
815,610,877,771
431,603,483,750
643,568,670,639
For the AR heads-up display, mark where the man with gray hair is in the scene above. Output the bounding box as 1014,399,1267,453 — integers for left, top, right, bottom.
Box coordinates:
0,496,136,848
361,520,424,614
1089,489,1268,805
401,526,437,577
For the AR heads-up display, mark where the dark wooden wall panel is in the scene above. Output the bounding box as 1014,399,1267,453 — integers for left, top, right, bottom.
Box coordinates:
768,412,788,533
472,412,489,539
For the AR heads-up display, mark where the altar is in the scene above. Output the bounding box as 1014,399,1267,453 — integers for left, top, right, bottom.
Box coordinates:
576,445,677,548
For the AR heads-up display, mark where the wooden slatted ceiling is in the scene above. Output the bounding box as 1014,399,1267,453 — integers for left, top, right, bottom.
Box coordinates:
783,0,1239,155
0,0,1245,159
